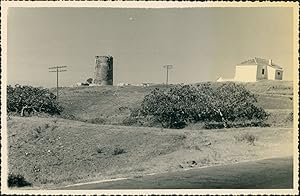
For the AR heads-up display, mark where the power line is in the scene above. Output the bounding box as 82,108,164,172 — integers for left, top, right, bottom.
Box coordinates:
49,66,67,102
163,65,173,85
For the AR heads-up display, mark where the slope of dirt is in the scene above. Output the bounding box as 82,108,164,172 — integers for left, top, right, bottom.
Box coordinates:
58,85,169,123
7,116,292,189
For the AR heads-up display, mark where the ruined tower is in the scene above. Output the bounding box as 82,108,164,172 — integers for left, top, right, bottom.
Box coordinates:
93,56,113,85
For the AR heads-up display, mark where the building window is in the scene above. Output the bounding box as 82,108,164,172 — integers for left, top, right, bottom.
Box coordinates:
262,69,265,74
278,72,280,75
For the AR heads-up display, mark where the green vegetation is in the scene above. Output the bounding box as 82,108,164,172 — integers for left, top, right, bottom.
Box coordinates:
6,81,294,188
7,85,63,116
132,83,268,129
55,81,292,129
8,173,32,187
234,133,258,145
112,147,127,155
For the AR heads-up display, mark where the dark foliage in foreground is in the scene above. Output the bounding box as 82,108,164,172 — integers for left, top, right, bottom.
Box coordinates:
8,173,32,187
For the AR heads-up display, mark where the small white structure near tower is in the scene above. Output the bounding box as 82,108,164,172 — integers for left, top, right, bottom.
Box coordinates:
234,57,283,82
217,57,284,82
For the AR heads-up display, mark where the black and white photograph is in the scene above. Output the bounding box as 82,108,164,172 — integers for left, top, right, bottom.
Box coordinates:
1,1,299,195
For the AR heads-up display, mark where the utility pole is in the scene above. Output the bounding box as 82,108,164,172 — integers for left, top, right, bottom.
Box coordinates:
163,65,173,85
49,66,67,101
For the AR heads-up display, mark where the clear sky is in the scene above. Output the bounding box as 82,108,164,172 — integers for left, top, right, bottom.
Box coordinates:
7,7,294,87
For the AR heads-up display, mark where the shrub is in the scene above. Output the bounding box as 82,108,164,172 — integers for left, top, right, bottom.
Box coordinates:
7,84,63,116
210,83,268,124
136,85,207,128
8,173,32,187
134,83,268,129
96,147,104,154
112,147,126,155
122,116,138,126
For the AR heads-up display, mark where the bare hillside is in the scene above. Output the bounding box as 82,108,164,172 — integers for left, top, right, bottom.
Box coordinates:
7,116,292,189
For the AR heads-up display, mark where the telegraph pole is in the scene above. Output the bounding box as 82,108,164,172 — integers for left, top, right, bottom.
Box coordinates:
163,65,173,85
49,66,67,101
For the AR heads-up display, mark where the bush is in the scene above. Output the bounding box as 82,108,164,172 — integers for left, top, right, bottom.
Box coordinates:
112,147,126,155
8,173,32,187
136,85,208,128
210,83,268,123
7,84,63,116
134,83,268,129
96,147,104,154
122,116,138,126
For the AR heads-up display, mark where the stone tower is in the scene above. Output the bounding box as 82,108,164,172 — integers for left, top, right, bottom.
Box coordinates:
93,56,113,85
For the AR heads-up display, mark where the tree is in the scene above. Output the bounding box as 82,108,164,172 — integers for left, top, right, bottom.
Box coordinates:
7,85,63,116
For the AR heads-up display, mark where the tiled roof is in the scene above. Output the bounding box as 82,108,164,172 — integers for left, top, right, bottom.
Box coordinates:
239,57,283,70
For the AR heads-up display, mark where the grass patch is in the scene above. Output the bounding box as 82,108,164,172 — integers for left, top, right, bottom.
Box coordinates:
86,117,106,124
234,133,258,145
286,112,293,122
204,120,270,129
265,109,293,127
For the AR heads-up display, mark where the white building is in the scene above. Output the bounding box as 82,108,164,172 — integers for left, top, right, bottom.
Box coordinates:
234,57,283,82
216,77,235,82
117,83,131,86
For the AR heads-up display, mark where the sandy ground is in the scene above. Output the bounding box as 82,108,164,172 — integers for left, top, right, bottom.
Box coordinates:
6,116,293,189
